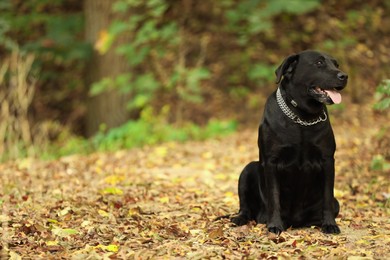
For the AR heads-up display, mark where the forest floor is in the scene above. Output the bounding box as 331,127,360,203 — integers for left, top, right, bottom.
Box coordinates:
0,102,389,259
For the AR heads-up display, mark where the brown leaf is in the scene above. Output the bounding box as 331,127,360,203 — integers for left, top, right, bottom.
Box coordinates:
208,226,224,239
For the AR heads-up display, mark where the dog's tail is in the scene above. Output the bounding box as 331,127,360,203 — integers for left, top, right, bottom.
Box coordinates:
214,214,232,221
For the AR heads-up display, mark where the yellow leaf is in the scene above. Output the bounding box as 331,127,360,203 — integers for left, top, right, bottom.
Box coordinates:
94,30,114,55
154,146,168,157
46,240,59,246
100,187,123,195
225,191,235,197
17,158,33,170
159,197,170,203
106,244,119,252
95,166,104,174
356,239,370,245
334,189,347,198
95,244,119,253
129,206,142,216
223,192,236,204
190,207,202,213
47,218,59,224
189,229,202,235
52,227,78,237
238,145,247,152
204,162,216,170
202,152,213,159
215,173,227,180
98,209,109,217
104,174,125,185
362,234,383,240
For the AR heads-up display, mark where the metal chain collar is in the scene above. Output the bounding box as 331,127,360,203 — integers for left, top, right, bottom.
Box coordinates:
276,88,327,126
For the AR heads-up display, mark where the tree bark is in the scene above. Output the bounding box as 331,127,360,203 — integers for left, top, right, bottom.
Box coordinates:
84,0,130,136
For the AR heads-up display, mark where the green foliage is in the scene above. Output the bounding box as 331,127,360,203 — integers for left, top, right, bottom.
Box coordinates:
0,1,89,146
217,0,320,89
91,0,211,112
371,79,390,173
370,155,390,172
225,0,320,44
92,0,319,114
0,1,13,48
328,103,346,113
92,106,237,152
127,73,161,109
38,107,237,160
248,63,276,83
41,130,89,160
1,1,88,61
374,79,390,111
176,68,210,104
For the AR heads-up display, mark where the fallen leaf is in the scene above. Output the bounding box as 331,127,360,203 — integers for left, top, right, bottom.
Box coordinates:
98,209,109,217
58,207,71,216
95,244,119,253
52,227,78,237
104,174,125,185
100,187,123,195
208,226,224,239
9,251,22,260
159,196,170,203
46,241,59,246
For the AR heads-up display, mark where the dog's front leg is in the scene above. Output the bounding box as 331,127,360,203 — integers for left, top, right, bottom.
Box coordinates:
265,162,284,234
321,158,340,234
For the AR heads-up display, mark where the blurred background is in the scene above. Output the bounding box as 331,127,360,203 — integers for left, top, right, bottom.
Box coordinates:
0,0,389,162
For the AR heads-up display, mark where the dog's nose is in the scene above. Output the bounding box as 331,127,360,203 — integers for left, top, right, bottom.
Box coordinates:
337,72,348,81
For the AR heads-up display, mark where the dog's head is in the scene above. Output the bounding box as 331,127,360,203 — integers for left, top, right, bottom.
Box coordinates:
275,50,348,106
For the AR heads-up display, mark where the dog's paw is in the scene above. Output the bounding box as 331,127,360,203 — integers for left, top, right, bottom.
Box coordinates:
321,224,340,234
267,226,283,235
231,215,250,226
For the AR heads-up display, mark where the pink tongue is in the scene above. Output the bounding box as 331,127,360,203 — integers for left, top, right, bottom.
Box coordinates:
324,89,342,104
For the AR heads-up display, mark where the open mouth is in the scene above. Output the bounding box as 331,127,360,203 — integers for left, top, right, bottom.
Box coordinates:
311,87,342,104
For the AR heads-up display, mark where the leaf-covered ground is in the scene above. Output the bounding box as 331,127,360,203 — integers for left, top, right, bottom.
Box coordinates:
1,102,389,259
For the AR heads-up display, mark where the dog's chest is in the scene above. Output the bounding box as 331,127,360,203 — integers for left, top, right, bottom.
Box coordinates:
274,128,334,173
277,144,322,171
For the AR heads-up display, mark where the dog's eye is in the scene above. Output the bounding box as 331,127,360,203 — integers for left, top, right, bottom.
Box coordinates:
316,60,324,66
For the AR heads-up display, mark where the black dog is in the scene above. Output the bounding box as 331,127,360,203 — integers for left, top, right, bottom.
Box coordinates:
231,50,347,234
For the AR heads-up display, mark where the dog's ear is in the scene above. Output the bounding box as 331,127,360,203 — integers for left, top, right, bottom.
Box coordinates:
275,54,299,84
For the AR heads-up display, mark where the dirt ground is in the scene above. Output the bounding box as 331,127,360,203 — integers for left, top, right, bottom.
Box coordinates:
0,102,389,259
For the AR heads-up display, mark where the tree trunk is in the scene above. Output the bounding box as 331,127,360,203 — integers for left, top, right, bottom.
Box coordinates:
84,0,130,136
